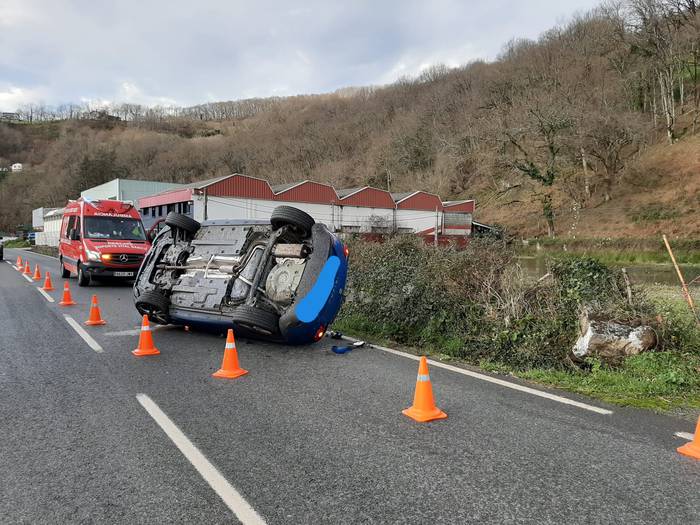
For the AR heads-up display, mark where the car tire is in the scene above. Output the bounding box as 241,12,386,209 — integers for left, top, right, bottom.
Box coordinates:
231,305,280,336
60,258,70,278
270,206,315,237
135,290,171,325
77,263,91,287
165,212,200,235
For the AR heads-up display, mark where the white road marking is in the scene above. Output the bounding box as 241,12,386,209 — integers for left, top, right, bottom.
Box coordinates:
5,261,14,267
340,336,613,415
36,287,55,302
22,273,33,282
675,432,695,441
64,315,104,353
104,328,142,337
136,394,266,525
105,325,176,337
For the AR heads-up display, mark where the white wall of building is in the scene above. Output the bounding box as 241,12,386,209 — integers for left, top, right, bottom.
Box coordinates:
192,195,444,234
35,209,64,247
395,209,441,234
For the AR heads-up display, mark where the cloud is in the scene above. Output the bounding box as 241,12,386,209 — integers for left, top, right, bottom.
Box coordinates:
0,0,603,111
0,85,48,109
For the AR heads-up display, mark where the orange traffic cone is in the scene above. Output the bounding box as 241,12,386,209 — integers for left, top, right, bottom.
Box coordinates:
213,329,248,379
32,264,42,281
42,271,54,291
58,282,76,306
85,294,106,326
132,315,160,356
23,261,31,274
402,356,447,423
678,417,700,460
15,255,22,269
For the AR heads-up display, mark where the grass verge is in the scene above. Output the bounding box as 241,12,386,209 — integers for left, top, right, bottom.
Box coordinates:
335,315,700,415
3,239,31,248
519,237,700,265
30,245,58,258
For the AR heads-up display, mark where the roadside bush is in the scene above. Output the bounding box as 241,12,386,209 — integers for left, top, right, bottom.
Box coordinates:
337,238,674,370
3,239,30,248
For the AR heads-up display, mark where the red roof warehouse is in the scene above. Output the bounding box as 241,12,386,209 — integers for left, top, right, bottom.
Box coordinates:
138,174,475,241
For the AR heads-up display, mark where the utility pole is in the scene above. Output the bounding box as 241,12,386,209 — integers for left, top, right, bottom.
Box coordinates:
203,189,208,221
434,206,439,247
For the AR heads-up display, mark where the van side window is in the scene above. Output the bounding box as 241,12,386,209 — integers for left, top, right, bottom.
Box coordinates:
74,216,81,236
64,216,75,237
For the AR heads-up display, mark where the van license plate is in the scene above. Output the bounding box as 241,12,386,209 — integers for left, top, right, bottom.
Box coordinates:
114,271,134,277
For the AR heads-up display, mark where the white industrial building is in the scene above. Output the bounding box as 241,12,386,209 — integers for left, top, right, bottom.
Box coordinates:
34,208,64,247
138,174,475,243
33,178,187,246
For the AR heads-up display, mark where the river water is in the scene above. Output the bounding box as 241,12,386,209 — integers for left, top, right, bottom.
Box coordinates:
518,257,700,287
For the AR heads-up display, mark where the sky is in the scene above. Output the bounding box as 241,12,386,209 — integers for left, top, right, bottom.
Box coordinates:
0,0,602,111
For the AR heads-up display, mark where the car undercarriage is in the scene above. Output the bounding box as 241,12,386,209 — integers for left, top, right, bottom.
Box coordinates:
133,206,347,343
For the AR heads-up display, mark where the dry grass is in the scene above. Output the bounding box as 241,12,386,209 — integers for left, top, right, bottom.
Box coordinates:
478,134,700,239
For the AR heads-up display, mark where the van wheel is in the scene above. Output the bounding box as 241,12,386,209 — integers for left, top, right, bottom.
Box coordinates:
77,263,91,287
60,258,70,278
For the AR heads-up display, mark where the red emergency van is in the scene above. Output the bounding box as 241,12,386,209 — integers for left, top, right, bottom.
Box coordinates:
59,198,150,286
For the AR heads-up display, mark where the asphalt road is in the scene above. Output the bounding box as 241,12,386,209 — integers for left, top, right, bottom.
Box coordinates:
1,247,699,524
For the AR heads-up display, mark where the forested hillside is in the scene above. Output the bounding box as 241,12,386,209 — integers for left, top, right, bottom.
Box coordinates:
1,0,699,238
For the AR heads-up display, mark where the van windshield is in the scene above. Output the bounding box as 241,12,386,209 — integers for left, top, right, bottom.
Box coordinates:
84,217,146,241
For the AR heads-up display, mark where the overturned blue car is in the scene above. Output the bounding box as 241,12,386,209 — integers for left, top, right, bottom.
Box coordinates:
133,206,348,344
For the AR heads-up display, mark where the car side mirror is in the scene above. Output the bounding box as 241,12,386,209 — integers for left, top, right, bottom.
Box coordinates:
69,229,80,241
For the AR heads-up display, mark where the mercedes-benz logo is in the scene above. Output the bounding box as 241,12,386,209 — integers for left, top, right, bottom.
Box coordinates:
119,254,129,262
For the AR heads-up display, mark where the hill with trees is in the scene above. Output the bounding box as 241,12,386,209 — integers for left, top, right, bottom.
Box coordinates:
1,0,699,239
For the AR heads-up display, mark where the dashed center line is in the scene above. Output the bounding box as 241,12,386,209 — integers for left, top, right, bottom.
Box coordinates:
64,315,103,353
37,287,55,302
136,394,266,525
21,273,33,282
675,431,694,441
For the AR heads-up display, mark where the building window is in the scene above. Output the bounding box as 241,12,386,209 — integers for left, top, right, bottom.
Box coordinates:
342,225,361,233
443,212,472,227
158,205,163,216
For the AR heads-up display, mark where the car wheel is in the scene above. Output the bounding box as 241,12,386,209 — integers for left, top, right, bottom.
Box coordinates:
60,258,70,278
231,305,280,336
135,290,171,325
77,263,91,287
165,212,200,235
270,206,315,238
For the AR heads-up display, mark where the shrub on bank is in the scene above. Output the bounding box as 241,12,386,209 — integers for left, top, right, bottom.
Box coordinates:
337,236,697,370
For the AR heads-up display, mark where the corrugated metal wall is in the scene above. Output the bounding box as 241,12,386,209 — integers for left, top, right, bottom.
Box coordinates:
206,175,275,200
340,188,395,208
396,192,443,211
274,181,338,204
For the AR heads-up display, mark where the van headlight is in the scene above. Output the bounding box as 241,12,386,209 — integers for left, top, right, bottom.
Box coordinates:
85,249,101,261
